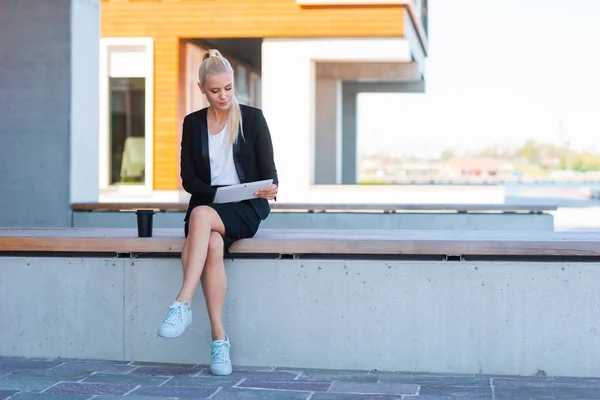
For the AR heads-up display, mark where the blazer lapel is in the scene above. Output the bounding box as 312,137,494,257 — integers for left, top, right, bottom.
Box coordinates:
199,109,211,183
232,126,246,183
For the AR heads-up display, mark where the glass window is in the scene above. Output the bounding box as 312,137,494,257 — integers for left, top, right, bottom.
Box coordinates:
109,77,146,185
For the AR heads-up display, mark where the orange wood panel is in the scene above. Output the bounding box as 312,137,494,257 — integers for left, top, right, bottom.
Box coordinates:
153,37,179,190
101,0,404,38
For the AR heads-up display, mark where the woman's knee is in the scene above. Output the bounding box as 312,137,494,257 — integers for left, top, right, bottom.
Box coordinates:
207,231,224,258
189,206,213,229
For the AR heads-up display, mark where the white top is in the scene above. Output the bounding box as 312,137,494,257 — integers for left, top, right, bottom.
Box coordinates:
208,125,241,186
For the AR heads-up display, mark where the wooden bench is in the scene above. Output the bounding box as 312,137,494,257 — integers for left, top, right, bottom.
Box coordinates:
1,228,598,257
72,202,557,214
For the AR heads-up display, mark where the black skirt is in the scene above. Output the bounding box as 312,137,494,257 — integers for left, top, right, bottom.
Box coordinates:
184,200,261,258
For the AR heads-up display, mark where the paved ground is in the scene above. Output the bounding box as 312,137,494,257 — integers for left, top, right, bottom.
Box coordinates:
1,357,600,400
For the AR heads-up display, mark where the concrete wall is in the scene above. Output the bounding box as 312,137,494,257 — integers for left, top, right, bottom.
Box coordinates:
1,256,598,377
0,0,99,227
71,211,554,231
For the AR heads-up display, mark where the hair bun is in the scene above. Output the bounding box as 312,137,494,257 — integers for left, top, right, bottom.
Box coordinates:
203,49,222,61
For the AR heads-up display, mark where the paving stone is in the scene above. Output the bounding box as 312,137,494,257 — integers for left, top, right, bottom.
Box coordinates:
296,369,379,383
494,377,600,386
9,393,91,400
130,385,219,398
211,388,310,399
310,394,402,400
131,365,204,377
167,375,241,387
82,372,170,386
196,365,276,372
131,361,197,368
9,368,94,381
329,382,418,395
52,361,137,374
45,381,137,395
494,385,600,400
379,374,490,386
195,370,299,381
239,379,332,392
0,390,17,400
410,397,491,400
419,385,493,398
96,396,178,400
0,374,60,391
0,360,62,372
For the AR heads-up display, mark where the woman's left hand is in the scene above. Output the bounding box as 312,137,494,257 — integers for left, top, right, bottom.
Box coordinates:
254,184,278,200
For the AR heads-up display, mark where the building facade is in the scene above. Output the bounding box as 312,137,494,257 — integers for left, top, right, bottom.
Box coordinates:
100,0,428,202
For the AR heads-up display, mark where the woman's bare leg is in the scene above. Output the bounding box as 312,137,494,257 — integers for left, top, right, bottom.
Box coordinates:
176,206,225,303
201,232,227,341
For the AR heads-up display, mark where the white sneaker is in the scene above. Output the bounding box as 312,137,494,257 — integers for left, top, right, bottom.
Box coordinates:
157,301,192,338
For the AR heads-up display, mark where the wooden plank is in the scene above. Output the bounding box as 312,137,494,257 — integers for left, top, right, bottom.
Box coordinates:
71,202,558,213
101,1,405,38
1,228,597,256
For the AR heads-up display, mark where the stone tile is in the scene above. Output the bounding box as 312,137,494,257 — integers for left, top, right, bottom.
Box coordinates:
494,385,600,400
195,365,275,372
296,369,379,383
412,397,491,400
45,381,137,395
9,393,91,400
52,361,137,374
212,388,310,399
82,372,170,386
195,370,299,381
0,374,59,391
310,394,402,400
419,385,493,398
97,396,178,400
240,379,332,392
131,361,197,368
131,366,201,376
377,371,478,378
130,385,219,398
378,374,490,386
167,375,241,387
0,360,62,372
494,377,600,386
329,382,418,395
9,368,94,381
0,390,17,400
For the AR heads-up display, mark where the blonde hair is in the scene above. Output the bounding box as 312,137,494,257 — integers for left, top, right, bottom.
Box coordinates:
199,49,243,147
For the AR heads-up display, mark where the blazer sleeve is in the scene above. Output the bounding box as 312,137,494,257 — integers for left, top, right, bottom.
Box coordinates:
180,116,217,199
254,110,279,187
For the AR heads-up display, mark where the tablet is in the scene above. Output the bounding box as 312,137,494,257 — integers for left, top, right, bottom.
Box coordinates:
213,179,274,204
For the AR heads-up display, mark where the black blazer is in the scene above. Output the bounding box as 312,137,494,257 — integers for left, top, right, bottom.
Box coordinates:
181,104,279,222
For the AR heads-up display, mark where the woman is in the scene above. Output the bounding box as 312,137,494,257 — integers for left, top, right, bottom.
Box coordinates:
157,49,278,376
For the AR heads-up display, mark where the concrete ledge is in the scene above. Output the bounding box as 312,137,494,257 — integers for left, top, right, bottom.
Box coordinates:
1,256,600,377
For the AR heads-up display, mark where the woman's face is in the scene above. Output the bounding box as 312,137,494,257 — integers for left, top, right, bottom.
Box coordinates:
199,71,234,112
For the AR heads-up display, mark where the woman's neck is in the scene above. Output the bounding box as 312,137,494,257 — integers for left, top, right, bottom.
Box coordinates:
208,106,229,124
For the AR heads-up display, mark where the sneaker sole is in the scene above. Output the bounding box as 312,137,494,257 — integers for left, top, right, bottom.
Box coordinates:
157,320,192,339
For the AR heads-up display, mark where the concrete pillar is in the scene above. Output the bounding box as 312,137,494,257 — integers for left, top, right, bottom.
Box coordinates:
341,86,358,184
314,78,341,184
0,0,99,227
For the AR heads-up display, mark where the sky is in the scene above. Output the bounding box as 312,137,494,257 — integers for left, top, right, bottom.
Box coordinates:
357,0,600,158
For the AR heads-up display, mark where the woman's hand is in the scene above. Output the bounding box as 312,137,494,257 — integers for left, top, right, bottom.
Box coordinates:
254,184,278,200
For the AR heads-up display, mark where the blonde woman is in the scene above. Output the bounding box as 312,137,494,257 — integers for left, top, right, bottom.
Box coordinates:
157,49,278,376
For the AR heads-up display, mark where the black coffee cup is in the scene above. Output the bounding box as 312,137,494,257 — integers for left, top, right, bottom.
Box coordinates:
135,209,155,237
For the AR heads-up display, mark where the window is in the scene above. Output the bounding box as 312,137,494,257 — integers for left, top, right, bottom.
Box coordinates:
99,38,154,195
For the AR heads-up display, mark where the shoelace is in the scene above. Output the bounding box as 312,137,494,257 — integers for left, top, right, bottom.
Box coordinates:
163,302,189,326
212,341,230,363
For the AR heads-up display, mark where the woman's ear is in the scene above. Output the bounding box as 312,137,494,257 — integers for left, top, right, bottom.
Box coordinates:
197,82,205,94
